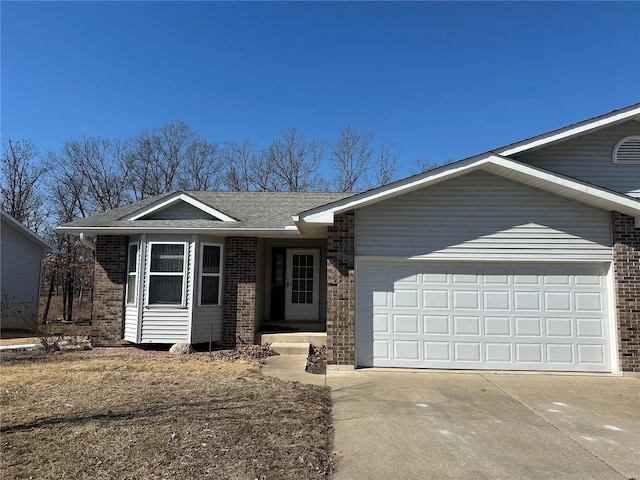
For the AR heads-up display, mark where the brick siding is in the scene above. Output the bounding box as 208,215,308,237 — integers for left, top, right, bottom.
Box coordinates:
92,236,128,346
612,212,640,372
223,237,257,348
326,211,355,366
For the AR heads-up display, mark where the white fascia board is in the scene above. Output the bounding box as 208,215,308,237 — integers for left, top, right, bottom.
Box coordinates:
298,154,640,225
496,106,640,156
121,192,237,222
56,226,301,236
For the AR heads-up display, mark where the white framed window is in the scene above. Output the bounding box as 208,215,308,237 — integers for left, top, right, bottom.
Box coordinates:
612,135,640,164
146,242,187,307
199,243,223,306
126,243,139,305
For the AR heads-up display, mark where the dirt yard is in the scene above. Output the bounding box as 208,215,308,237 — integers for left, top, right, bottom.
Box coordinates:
1,349,334,479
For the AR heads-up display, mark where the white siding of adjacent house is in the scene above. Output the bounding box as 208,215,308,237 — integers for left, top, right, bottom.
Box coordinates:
1,219,45,329
1,220,43,303
355,171,613,262
513,120,640,198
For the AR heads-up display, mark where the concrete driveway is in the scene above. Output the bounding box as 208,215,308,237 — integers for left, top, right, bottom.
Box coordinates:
264,357,640,480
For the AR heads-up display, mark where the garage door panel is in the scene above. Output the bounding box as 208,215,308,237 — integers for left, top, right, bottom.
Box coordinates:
486,343,512,362
546,317,572,336
485,316,511,335
424,315,449,334
357,261,611,372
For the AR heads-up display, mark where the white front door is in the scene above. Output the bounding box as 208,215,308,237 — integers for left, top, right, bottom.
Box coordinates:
285,249,320,320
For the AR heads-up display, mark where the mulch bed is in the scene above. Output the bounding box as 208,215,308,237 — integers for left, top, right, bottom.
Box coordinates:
306,345,327,375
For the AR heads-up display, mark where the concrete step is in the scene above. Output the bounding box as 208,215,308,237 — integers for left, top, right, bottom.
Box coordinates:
259,332,327,346
269,342,311,356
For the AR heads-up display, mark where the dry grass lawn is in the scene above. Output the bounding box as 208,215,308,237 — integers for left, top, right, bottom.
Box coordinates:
1,350,333,479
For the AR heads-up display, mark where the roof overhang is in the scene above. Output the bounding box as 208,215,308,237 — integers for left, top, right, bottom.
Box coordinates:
296,155,640,229
55,226,304,237
496,103,640,156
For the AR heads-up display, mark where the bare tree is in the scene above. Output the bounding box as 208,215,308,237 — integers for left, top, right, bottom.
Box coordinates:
48,138,130,215
330,125,373,192
412,155,433,174
178,140,223,191
1,138,48,232
371,139,399,188
221,140,256,191
125,121,223,198
261,128,323,192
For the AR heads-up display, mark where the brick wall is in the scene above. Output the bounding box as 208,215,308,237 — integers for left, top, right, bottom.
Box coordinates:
223,237,257,348
326,211,355,366
93,236,128,346
612,212,640,372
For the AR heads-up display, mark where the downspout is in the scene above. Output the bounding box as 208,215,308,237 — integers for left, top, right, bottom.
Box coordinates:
79,232,97,251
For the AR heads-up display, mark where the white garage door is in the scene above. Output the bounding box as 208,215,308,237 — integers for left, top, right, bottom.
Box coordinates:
356,262,612,372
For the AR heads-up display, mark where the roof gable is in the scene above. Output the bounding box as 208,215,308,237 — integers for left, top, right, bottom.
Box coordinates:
296,155,640,228
121,192,237,222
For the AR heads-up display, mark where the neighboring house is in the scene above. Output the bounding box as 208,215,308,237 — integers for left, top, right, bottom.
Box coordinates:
1,211,57,330
58,104,640,373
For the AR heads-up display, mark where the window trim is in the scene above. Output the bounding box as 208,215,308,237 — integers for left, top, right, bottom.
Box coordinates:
198,242,223,307
612,135,640,164
145,241,188,308
126,242,139,306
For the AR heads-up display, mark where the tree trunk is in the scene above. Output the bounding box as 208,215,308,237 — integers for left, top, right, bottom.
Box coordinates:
42,273,55,324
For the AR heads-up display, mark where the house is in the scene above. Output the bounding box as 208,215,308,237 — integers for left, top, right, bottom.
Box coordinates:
1,211,58,330
58,104,640,373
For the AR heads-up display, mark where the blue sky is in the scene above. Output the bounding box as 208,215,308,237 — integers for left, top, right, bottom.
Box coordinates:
2,1,639,179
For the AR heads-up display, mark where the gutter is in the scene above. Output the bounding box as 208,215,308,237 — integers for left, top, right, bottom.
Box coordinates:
57,227,304,236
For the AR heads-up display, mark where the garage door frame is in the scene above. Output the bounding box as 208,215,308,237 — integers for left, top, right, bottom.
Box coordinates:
355,258,619,373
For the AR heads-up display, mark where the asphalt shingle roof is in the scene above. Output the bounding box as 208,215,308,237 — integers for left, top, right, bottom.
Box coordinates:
60,191,354,230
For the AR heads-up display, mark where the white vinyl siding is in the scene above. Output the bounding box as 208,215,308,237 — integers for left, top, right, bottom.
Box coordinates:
1,221,43,303
513,120,640,198
191,307,224,343
355,171,612,262
356,261,612,372
123,305,138,342
0,219,46,329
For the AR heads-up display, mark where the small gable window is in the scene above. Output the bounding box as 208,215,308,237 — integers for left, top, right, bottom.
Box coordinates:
612,135,640,164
